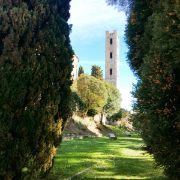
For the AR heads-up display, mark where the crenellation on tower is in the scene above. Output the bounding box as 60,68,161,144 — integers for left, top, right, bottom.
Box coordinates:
105,31,120,88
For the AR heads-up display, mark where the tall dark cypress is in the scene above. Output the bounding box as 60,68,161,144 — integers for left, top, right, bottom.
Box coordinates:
107,0,180,178
125,0,153,74
127,0,180,178
0,0,73,179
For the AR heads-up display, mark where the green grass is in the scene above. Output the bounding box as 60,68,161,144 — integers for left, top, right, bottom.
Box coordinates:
46,133,166,179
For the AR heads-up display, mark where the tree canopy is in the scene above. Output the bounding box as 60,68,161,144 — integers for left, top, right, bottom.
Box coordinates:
76,74,108,114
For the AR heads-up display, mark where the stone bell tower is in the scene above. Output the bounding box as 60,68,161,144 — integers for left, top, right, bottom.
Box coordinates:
105,31,120,88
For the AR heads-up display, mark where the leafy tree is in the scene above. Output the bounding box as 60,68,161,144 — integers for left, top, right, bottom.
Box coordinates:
78,65,84,76
103,81,121,116
77,75,108,115
0,0,73,179
91,65,103,80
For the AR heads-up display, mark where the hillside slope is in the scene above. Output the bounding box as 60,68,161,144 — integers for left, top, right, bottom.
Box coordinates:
64,115,114,137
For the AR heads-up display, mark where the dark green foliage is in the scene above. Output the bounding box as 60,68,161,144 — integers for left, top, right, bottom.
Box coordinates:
109,110,122,121
91,65,103,80
78,65,84,76
108,0,180,178
0,0,73,179
126,0,180,178
125,0,153,74
87,109,98,117
70,91,86,113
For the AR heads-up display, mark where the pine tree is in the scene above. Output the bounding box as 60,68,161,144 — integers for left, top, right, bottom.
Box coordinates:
91,65,103,80
78,65,84,76
0,0,73,179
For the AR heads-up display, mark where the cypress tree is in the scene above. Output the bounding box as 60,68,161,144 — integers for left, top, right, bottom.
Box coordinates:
108,0,180,178
0,0,73,179
125,0,153,74
78,65,84,76
91,65,103,80
126,0,180,178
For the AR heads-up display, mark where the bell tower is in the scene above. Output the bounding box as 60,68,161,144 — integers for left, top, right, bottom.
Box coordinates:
105,31,120,88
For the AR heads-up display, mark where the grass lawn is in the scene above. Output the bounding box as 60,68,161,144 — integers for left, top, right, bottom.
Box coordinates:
46,133,166,179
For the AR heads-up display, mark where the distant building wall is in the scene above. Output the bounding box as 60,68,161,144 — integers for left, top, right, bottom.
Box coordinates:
105,31,120,88
72,55,79,81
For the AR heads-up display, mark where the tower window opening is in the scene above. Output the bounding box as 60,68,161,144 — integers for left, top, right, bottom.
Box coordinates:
110,69,112,75
110,52,112,58
110,38,113,44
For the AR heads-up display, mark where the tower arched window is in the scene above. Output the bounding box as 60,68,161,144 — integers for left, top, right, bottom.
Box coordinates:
110,52,112,59
110,38,113,44
110,69,112,75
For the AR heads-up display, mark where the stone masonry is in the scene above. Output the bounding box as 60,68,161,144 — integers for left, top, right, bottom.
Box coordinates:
105,31,120,88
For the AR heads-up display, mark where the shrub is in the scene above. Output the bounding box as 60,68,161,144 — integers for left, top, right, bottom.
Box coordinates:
109,110,122,121
87,109,98,117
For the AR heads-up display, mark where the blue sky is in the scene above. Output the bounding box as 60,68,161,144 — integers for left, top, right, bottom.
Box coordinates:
69,0,137,111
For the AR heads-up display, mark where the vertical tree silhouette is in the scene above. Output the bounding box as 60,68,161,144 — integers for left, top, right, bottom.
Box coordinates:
0,0,73,179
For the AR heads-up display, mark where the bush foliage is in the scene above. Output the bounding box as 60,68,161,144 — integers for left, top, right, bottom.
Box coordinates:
108,0,180,178
126,1,180,178
0,0,73,179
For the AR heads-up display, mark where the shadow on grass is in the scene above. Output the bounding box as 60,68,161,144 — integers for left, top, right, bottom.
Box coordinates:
118,137,143,144
76,157,166,179
111,157,162,177
45,137,166,179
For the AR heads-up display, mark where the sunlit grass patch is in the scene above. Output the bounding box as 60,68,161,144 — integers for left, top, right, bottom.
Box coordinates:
46,135,166,179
